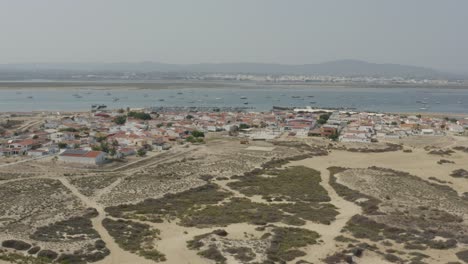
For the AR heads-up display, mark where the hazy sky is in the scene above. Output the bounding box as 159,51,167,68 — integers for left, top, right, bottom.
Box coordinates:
1,0,467,72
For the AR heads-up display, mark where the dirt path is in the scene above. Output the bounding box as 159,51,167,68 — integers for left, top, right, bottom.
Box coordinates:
287,159,362,262
57,178,153,264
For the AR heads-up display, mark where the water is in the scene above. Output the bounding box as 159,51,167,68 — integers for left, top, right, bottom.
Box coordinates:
1,85,468,113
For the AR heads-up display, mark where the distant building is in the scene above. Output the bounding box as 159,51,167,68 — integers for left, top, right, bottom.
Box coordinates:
59,149,106,165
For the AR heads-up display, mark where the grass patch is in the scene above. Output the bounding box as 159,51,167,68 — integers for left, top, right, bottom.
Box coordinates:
30,216,99,242
102,218,165,262
0,253,51,264
267,227,320,262
105,183,231,222
181,197,300,227
456,249,468,263
275,202,338,225
228,166,330,203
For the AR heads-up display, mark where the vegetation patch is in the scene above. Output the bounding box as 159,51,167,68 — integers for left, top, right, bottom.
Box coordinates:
275,202,338,225
450,169,468,179
428,149,455,156
102,218,165,262
181,197,300,227
342,214,461,250
456,249,468,263
266,227,319,263
0,253,51,264
328,167,381,214
30,216,100,242
345,143,402,153
228,166,331,203
105,183,231,222
198,246,227,264
1,240,31,251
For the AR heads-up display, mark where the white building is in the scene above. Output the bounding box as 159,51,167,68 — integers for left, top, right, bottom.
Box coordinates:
59,149,107,165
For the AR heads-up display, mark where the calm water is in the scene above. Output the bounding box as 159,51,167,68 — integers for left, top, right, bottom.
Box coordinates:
1,86,468,113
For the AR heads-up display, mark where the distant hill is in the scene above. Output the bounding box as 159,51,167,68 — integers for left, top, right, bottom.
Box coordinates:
0,60,462,79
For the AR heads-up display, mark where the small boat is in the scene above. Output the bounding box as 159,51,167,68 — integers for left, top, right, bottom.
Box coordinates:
244,102,249,105
112,98,120,102
307,95,315,98
309,102,316,104
27,96,33,99
105,92,112,96
16,91,22,94
216,98,222,100
240,96,247,99
188,101,195,104
159,99,165,102
177,92,183,95
143,94,149,98
419,107,427,110
291,96,301,98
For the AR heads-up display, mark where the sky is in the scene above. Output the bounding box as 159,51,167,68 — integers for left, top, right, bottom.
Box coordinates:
0,0,467,73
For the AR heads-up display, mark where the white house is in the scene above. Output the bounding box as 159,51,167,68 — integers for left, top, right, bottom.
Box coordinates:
59,149,107,165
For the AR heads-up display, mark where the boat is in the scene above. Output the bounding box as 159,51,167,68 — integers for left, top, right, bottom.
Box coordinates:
159,99,165,101
112,98,120,102
309,102,316,104
240,96,247,99
419,107,427,110
143,94,149,98
291,96,301,98
27,96,33,99
188,101,195,104
177,92,183,95
105,92,111,96
216,98,222,100
307,95,315,98
244,102,249,105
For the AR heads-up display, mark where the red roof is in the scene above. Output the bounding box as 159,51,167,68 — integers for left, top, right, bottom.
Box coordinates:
84,151,103,158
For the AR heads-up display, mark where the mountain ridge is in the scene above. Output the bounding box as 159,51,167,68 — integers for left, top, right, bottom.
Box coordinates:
0,60,463,79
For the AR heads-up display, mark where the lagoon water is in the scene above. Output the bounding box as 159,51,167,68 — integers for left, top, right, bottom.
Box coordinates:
1,85,468,113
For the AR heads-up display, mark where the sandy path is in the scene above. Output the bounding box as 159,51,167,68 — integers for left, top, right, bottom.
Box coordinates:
57,178,153,264
285,160,362,262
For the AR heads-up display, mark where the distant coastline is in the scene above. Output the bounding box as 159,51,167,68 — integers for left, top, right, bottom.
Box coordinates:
0,80,468,90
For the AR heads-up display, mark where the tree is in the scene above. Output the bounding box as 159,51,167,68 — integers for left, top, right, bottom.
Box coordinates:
127,111,152,120
191,130,205,138
100,142,110,153
186,114,194,119
113,115,127,125
32,135,39,139
117,108,125,114
239,123,250,129
109,148,116,157
137,148,147,157
328,131,340,141
58,142,67,149
111,139,119,147
73,143,80,149
317,113,331,125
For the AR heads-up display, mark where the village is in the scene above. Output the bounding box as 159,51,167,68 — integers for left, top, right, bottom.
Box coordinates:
1,106,467,166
